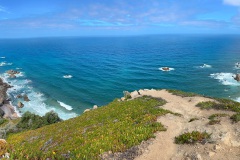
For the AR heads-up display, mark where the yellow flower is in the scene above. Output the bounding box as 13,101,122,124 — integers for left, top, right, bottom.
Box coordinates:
52,151,56,155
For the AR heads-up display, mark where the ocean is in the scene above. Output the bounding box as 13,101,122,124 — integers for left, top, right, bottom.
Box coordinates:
0,35,240,120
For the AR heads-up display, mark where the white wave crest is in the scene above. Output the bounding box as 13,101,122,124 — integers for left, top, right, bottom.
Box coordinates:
210,73,240,86
57,101,73,110
63,75,72,78
159,67,175,72
199,64,212,68
0,62,12,66
0,57,5,59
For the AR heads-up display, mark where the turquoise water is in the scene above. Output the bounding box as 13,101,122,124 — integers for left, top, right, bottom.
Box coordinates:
0,35,240,119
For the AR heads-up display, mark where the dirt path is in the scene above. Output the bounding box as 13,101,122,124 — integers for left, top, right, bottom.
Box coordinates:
133,89,240,160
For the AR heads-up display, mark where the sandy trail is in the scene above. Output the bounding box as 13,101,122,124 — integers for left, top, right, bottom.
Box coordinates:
134,89,240,160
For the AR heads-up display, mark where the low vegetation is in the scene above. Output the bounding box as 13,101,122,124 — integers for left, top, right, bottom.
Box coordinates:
7,96,171,159
16,111,62,130
0,119,8,127
230,113,240,123
208,113,228,120
196,98,240,113
175,131,211,144
167,89,199,97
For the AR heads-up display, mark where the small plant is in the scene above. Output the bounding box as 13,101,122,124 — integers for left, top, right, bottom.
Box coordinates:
123,91,132,100
189,118,199,122
175,131,211,144
230,113,240,123
208,113,228,120
167,89,199,97
0,119,8,126
196,99,240,113
208,119,220,125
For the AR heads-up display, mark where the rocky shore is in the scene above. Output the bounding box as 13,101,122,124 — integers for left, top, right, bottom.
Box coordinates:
0,72,19,119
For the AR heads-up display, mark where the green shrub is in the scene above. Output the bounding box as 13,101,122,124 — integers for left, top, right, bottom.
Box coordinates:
43,111,61,124
208,119,220,125
16,111,61,130
208,113,228,120
175,131,211,144
230,113,240,123
196,99,240,113
0,118,8,126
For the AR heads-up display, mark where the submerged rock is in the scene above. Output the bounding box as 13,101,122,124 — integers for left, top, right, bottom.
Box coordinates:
162,67,170,71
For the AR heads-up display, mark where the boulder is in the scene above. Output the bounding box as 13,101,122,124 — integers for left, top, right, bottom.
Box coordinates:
17,102,24,108
6,70,20,75
234,74,240,82
9,74,16,78
23,94,30,102
93,105,98,110
130,90,140,99
83,109,91,113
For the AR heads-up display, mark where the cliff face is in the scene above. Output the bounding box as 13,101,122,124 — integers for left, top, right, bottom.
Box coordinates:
2,89,240,159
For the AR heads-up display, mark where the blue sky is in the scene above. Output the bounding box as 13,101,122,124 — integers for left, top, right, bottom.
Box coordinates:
0,0,240,38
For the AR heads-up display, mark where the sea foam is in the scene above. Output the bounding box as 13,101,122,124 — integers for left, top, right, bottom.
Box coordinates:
63,75,73,78
1,72,77,120
210,73,240,86
199,64,212,68
0,62,12,66
57,101,73,110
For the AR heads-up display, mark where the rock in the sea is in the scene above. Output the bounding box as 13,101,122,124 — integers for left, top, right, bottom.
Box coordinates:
17,102,24,108
9,74,16,78
6,70,20,75
0,108,4,118
234,74,240,82
23,94,30,102
93,105,98,110
83,109,91,113
162,67,170,71
17,94,22,98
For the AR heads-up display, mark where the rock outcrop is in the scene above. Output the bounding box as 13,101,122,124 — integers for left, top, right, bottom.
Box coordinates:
233,74,240,82
6,70,20,79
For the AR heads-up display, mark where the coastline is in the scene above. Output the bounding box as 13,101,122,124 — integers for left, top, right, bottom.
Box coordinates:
0,76,19,119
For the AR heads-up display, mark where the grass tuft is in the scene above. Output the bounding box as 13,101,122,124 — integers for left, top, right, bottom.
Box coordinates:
167,89,199,97
175,131,211,144
230,113,240,123
189,118,199,122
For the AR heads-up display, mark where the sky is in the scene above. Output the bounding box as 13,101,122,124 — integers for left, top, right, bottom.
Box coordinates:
0,0,240,38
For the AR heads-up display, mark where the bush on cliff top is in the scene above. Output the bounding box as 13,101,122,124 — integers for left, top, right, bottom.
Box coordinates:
16,111,61,130
7,96,170,160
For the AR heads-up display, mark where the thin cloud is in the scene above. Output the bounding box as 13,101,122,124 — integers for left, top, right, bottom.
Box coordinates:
223,0,240,6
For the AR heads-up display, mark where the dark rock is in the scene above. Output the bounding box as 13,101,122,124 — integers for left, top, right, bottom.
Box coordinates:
162,67,170,71
17,94,22,98
23,94,30,102
233,74,240,82
6,70,20,75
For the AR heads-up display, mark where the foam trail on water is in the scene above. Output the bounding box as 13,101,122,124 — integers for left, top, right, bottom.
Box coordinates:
0,57,5,59
57,101,73,110
210,73,240,86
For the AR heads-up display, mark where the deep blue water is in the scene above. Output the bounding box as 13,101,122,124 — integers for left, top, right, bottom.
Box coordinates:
1,35,240,119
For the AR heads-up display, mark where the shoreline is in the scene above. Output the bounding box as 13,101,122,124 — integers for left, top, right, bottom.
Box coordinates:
0,75,19,119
